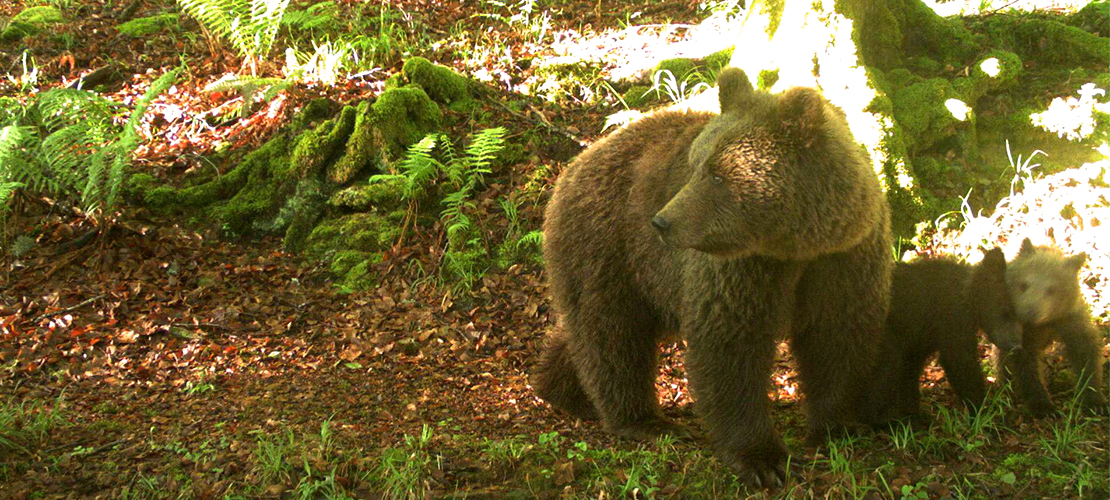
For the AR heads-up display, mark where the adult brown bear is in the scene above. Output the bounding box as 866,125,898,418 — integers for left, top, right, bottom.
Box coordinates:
532,68,892,488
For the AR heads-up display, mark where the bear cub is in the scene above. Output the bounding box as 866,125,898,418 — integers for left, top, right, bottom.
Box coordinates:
861,248,1021,425
534,67,892,489
993,238,1107,417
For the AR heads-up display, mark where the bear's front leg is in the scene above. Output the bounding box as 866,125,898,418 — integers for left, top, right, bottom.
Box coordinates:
682,258,801,489
1054,316,1108,413
996,346,1057,417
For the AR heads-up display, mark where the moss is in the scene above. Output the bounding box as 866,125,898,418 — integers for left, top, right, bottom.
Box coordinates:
759,0,786,37
331,250,373,275
328,100,381,185
402,57,471,105
370,86,442,157
654,58,698,79
339,256,384,293
2,6,64,41
622,85,657,108
1068,1,1109,34
328,178,407,211
291,105,358,179
117,13,178,37
906,56,941,76
384,73,405,90
290,98,337,131
280,179,327,253
702,48,734,72
891,77,961,153
756,69,780,91
976,14,1109,67
951,50,1022,102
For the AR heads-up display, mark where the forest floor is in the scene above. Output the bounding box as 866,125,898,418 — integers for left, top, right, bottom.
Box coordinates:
1,1,1108,499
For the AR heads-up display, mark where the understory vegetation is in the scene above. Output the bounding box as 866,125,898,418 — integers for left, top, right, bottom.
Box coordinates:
0,0,1107,499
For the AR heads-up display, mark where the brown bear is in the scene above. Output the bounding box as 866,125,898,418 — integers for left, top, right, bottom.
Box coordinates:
860,248,1021,425
532,68,892,488
993,238,1107,417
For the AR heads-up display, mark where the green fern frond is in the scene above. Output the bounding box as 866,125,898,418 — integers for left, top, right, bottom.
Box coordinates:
463,126,505,175
516,230,543,250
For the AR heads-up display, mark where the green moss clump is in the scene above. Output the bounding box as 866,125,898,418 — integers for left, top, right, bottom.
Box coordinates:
370,86,442,156
328,101,381,185
328,178,407,211
402,57,471,105
1069,1,1109,34
291,104,357,179
289,98,337,131
702,48,734,72
117,13,178,37
891,77,960,153
757,69,780,91
2,6,64,41
952,50,1022,101
622,85,657,108
654,58,698,80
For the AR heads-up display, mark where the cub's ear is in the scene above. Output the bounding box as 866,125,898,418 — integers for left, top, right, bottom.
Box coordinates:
980,247,1007,274
1067,252,1088,273
1018,237,1036,256
718,67,753,115
779,87,827,132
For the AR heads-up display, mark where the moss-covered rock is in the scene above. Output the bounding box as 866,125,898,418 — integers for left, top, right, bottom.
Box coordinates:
402,57,471,105
2,6,64,41
117,13,178,37
370,86,441,157
328,178,407,211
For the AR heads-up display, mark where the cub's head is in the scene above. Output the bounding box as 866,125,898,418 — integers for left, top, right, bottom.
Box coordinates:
651,68,883,260
1006,238,1087,326
970,247,1022,351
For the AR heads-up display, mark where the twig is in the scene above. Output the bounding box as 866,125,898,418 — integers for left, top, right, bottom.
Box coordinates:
32,294,105,323
170,322,233,331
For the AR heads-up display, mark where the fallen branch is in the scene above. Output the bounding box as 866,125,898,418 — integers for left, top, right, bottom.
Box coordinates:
33,294,105,323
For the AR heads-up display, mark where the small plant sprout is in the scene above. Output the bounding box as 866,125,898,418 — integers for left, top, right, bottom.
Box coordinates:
650,69,710,104
1005,139,1045,198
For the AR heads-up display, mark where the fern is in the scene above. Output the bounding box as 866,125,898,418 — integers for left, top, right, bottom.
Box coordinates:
0,68,179,219
177,0,292,73
370,133,443,200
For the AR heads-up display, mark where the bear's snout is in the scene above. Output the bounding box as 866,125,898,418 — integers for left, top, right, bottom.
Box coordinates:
651,215,671,233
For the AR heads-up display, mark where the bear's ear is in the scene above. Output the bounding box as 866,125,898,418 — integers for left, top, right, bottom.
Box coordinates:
1018,237,1036,256
779,87,827,133
718,68,753,115
1067,253,1087,274
980,247,1007,274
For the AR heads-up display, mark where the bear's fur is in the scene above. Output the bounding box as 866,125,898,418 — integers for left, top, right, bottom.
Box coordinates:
993,238,1108,417
861,248,1021,425
532,68,892,488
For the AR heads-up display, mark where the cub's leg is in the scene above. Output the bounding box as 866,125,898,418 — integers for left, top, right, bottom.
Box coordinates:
937,333,988,412
1054,316,1108,412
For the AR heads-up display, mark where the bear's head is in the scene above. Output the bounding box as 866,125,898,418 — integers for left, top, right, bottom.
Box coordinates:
970,247,1022,352
1006,238,1087,326
651,68,884,260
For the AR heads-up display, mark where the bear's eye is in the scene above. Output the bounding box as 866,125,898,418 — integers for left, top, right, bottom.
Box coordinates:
1019,281,1030,293
711,174,724,185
